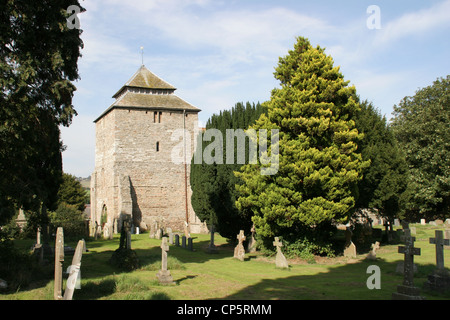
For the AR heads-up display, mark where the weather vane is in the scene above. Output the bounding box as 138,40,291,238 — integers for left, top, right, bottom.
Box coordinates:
140,46,144,66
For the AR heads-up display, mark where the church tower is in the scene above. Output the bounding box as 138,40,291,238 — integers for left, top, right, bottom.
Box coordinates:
90,65,203,234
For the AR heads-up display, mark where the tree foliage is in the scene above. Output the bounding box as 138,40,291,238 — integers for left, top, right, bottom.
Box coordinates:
0,0,84,224
390,75,450,219
57,173,87,212
354,100,408,220
235,37,369,249
190,102,265,240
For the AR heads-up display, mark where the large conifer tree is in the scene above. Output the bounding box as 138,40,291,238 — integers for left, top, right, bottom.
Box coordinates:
235,37,369,249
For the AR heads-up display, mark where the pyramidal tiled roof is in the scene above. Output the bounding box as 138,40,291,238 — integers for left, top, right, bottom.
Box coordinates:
113,65,176,98
94,65,200,123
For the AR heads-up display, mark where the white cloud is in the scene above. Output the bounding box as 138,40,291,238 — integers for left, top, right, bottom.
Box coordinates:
374,0,450,46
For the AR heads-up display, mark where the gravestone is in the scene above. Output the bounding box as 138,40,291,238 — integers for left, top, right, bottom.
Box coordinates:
31,227,44,264
182,236,186,248
233,230,246,261
167,228,173,245
445,230,450,249
273,237,289,268
184,221,191,239
392,230,425,300
63,239,85,300
410,226,416,236
175,234,180,246
424,230,450,292
247,225,257,253
421,219,426,225
54,227,64,300
343,227,357,258
156,237,174,285
366,241,380,261
188,237,194,251
206,225,218,254
394,219,400,227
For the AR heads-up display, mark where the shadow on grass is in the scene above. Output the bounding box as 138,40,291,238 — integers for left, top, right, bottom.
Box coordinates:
219,257,450,300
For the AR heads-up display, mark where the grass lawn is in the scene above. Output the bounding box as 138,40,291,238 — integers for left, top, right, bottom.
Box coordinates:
1,223,449,300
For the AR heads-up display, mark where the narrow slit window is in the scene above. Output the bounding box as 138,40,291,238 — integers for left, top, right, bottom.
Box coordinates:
156,141,160,152
154,111,157,123
158,112,162,123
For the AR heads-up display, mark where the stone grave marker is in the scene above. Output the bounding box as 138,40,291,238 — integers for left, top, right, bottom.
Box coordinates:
445,229,450,249
366,241,380,261
273,237,289,268
233,230,246,261
156,237,174,285
54,227,64,300
167,228,173,245
182,236,186,248
207,225,218,254
343,227,357,258
63,239,85,300
392,230,424,300
421,219,426,225
188,237,194,251
424,230,450,292
247,224,257,253
175,234,180,246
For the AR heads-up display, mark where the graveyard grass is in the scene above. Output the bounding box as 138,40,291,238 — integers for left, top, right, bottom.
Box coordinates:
1,224,449,300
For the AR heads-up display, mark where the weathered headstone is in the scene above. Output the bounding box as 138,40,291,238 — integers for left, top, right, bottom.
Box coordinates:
247,224,257,253
167,228,173,244
424,230,450,292
63,239,85,300
421,219,426,225
343,227,357,258
206,225,218,254
54,227,64,300
184,221,191,239
175,234,180,246
156,237,174,285
394,219,401,227
445,229,450,249
233,230,246,261
188,237,194,251
182,236,186,248
392,230,425,300
273,237,289,268
366,241,380,261
410,226,416,236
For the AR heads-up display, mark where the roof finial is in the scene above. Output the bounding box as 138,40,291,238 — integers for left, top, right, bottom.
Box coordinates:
140,46,144,66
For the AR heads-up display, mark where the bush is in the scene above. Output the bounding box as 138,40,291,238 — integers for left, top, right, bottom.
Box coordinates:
49,203,85,239
283,237,336,263
110,248,140,271
0,231,41,291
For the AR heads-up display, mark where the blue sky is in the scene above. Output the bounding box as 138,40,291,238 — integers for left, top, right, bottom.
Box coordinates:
61,0,450,177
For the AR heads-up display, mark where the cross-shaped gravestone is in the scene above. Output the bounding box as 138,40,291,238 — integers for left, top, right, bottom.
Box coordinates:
273,237,289,268
398,230,421,287
429,230,450,272
233,230,246,261
392,229,425,300
54,227,64,300
156,237,174,285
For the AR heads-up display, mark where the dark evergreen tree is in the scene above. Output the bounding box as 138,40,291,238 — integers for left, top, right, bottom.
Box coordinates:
190,102,265,241
354,100,409,221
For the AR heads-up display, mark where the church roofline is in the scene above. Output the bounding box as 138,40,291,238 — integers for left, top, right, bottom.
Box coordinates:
112,65,176,98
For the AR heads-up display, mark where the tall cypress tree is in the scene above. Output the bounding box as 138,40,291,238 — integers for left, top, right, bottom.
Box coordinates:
235,37,369,250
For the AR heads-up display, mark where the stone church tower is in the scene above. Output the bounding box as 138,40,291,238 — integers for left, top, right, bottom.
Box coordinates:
90,65,203,234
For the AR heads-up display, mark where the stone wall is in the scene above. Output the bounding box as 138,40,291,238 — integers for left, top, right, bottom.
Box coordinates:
91,107,203,233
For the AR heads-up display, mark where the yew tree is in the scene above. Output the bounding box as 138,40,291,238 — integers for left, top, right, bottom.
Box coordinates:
236,37,368,249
